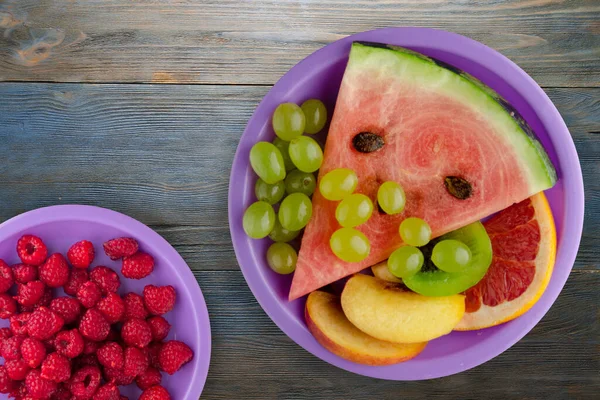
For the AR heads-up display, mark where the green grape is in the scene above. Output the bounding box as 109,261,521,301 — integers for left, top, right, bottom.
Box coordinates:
272,137,296,171
268,217,300,242
399,217,431,247
243,201,276,239
387,246,424,278
249,142,286,184
255,179,285,205
272,103,305,141
301,99,327,134
288,136,323,173
285,170,316,196
377,181,406,215
319,168,358,201
330,228,370,262
279,193,313,231
266,242,298,275
335,194,373,228
431,239,472,273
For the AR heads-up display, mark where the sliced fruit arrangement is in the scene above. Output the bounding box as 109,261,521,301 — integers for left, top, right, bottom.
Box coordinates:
241,41,558,367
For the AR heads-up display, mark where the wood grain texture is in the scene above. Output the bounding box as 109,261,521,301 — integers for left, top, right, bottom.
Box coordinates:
0,0,598,87
0,83,598,272
198,270,600,399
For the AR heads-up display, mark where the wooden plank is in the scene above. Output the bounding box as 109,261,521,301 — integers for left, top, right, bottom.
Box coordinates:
0,83,597,270
197,270,599,399
0,0,598,87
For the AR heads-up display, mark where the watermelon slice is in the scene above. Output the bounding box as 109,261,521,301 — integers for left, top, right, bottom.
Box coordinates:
289,42,556,301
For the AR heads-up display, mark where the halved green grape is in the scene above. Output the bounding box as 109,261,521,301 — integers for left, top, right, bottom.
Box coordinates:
387,246,424,279
377,181,406,215
330,228,370,262
266,242,298,275
272,137,296,171
335,194,373,228
249,142,286,184
301,99,327,134
399,217,431,247
285,170,316,196
288,136,323,173
272,103,305,141
268,217,300,242
255,179,285,205
431,239,472,273
319,168,358,201
279,193,313,231
242,201,275,239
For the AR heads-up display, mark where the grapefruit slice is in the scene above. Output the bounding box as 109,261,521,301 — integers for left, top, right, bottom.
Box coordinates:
455,193,556,330
289,42,557,300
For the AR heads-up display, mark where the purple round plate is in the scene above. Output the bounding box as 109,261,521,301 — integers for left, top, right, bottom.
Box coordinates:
228,28,584,380
0,205,211,398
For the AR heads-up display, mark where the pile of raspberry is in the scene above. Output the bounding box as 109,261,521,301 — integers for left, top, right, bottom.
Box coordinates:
0,235,194,400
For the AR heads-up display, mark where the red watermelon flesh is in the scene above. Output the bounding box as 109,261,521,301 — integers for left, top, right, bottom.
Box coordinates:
289,42,556,301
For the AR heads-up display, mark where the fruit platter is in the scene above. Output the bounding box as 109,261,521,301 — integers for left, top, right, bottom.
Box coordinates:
230,28,584,380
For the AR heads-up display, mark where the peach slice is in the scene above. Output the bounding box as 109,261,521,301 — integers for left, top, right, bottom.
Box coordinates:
371,261,401,283
306,291,427,366
341,275,465,343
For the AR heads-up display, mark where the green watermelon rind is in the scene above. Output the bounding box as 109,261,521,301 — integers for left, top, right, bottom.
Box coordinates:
349,42,557,192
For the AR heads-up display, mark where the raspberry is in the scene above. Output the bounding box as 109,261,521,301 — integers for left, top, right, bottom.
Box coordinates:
147,342,163,369
50,297,82,324
158,341,193,375
123,293,148,320
15,281,46,306
51,384,71,400
1,335,24,360
68,366,101,399
0,365,14,394
121,397,129,400
27,307,64,340
97,342,124,369
103,238,139,260
147,316,171,342
25,369,57,399
103,367,135,386
63,269,89,297
79,309,110,342
96,293,125,324
143,285,176,316
92,383,120,400
0,292,17,319
55,329,84,359
135,367,162,390
76,354,101,369
106,329,119,342
90,266,120,294
41,353,71,383
123,346,149,377
122,252,154,280
38,287,53,308
21,337,47,368
0,327,12,339
83,339,102,355
5,359,31,381
10,312,31,335
67,240,95,269
43,337,57,353
0,260,14,293
9,381,26,398
13,264,38,284
39,254,70,288
17,235,48,266
121,318,152,348
140,385,171,400
77,281,102,308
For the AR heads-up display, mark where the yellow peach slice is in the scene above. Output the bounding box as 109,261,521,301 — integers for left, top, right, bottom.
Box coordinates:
306,291,426,366
371,261,401,283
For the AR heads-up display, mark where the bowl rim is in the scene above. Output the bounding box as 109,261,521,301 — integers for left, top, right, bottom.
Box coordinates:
229,27,585,380
0,204,212,397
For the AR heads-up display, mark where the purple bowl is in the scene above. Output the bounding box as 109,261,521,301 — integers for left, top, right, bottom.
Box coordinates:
0,205,211,398
229,28,584,380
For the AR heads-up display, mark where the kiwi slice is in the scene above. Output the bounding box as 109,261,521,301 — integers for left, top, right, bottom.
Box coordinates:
403,221,492,297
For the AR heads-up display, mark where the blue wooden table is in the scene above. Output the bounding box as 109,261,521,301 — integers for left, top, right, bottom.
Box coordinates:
1,1,598,399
